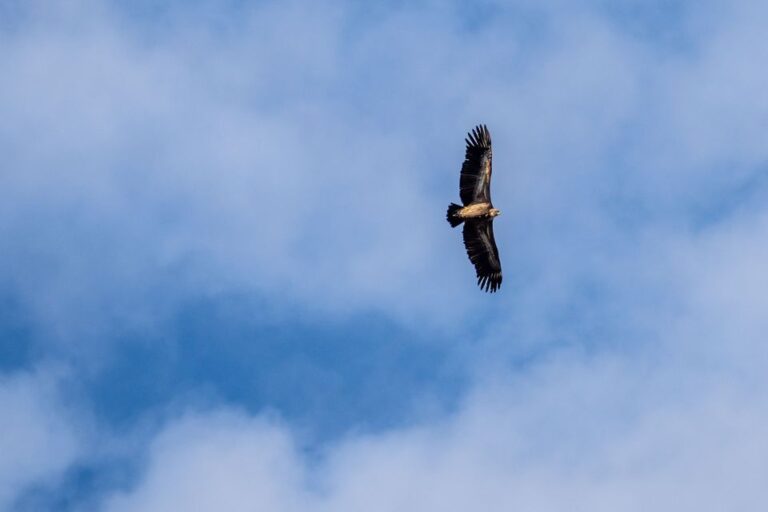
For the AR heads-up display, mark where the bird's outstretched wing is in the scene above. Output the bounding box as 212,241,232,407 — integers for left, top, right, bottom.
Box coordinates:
462,218,502,292
459,124,493,205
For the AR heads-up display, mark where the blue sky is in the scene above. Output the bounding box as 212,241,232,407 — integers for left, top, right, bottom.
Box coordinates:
2,0,768,510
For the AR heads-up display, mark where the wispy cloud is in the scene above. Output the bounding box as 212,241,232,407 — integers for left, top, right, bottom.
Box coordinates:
2,0,768,510
0,368,80,510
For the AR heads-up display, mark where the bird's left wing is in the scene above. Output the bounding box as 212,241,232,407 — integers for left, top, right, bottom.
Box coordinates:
462,218,502,292
459,124,493,205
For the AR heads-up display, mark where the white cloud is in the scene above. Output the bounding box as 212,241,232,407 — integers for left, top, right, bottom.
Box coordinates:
0,367,80,510
3,0,768,509
97,348,768,511
102,411,307,512
2,0,766,346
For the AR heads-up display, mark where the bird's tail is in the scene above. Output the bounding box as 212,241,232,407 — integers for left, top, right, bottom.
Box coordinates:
446,203,464,228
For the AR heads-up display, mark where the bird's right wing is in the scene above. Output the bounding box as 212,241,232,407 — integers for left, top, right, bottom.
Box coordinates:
462,218,502,292
459,124,493,205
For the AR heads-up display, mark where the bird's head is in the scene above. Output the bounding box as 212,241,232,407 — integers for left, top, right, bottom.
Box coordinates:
490,208,501,217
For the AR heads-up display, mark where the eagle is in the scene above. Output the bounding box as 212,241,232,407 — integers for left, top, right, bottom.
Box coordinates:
446,124,502,293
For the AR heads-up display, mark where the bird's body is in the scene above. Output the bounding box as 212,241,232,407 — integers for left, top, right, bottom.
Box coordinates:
446,125,502,293
450,202,499,220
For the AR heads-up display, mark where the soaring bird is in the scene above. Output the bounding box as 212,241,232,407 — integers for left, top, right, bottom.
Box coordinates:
446,124,502,293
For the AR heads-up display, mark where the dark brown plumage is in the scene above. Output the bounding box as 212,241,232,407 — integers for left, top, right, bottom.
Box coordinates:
460,124,493,205
446,125,502,293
